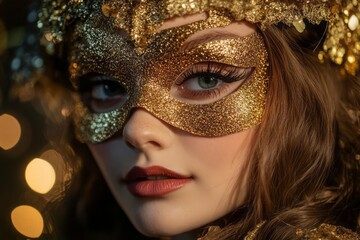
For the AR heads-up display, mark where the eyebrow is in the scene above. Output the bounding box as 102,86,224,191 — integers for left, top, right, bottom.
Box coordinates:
181,30,243,51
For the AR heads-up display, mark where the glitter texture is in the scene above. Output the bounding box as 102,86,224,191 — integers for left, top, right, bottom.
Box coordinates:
243,221,266,240
70,10,268,142
198,222,360,239
319,1,360,75
295,223,360,240
38,0,360,75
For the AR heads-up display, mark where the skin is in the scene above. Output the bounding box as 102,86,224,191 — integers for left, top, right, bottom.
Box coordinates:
88,14,258,239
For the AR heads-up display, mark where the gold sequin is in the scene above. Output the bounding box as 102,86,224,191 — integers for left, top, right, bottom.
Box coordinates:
322,1,360,76
244,221,266,240
38,0,360,75
202,222,360,240
296,223,360,240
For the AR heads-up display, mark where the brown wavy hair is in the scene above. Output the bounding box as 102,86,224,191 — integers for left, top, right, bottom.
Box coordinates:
201,24,360,239
39,22,360,239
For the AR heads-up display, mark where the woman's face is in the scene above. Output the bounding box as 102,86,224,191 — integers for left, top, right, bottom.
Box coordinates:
84,14,259,238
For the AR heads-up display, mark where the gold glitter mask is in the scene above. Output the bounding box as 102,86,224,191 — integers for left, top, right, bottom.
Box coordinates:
70,10,268,143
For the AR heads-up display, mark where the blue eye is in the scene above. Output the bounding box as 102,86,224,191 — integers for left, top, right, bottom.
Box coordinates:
171,62,253,104
185,75,220,90
91,81,125,100
78,74,129,113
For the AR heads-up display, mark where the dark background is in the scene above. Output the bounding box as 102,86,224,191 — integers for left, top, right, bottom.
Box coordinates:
0,0,58,239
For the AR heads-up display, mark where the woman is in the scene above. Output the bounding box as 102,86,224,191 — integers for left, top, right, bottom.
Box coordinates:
37,0,360,239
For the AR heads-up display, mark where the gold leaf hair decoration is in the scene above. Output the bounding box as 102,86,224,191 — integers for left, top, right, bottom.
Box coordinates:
38,0,360,75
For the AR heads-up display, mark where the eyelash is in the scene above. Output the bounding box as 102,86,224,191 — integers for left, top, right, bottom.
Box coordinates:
77,73,128,113
174,62,252,100
77,74,110,91
177,62,246,84
75,62,252,112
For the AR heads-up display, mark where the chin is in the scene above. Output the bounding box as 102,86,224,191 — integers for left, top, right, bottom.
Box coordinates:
126,209,207,238
131,216,196,237
137,227,182,238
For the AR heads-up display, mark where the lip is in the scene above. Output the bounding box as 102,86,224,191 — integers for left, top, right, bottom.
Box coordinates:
124,166,192,197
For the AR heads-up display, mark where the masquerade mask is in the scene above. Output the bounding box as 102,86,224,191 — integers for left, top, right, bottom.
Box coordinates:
69,10,268,142
38,0,360,143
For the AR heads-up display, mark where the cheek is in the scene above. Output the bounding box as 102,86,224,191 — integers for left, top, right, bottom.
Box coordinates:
180,128,254,170
178,127,255,204
87,138,138,178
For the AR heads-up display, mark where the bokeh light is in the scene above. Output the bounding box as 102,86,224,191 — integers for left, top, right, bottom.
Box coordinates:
11,205,44,238
0,113,21,150
61,107,70,117
25,158,56,194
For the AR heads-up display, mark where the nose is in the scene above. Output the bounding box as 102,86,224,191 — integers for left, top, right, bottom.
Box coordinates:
122,108,174,150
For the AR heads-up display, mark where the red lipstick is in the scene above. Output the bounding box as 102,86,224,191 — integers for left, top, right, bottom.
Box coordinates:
124,166,192,197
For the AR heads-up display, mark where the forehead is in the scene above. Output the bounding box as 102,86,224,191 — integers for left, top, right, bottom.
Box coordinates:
73,3,238,53
69,9,230,78
69,8,265,84
68,3,270,94
72,11,130,55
